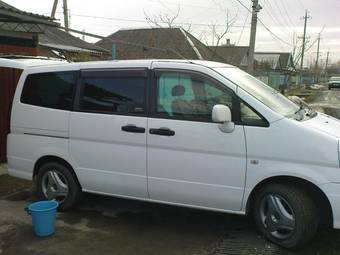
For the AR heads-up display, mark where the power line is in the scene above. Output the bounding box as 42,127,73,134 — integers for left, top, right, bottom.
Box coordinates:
237,10,250,45
279,0,296,28
57,12,249,28
261,0,293,39
232,0,293,47
272,0,293,29
145,0,247,13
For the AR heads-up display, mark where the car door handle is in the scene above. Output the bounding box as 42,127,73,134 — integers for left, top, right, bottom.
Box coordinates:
121,125,145,133
149,128,175,136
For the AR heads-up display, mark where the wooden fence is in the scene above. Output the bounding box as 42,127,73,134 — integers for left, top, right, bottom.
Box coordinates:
0,67,22,162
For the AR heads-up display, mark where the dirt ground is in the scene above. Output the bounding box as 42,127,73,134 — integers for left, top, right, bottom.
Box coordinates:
1,90,340,255
305,90,340,119
1,172,340,255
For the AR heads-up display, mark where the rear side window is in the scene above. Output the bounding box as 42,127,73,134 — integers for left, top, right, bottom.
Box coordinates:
79,77,146,114
21,72,76,110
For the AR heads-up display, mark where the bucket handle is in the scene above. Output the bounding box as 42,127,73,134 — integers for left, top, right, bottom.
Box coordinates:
25,207,31,215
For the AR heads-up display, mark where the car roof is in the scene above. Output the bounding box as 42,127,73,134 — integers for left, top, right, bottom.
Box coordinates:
25,59,235,71
0,57,67,69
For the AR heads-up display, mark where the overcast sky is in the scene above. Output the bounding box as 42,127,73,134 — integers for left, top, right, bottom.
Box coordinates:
5,0,340,66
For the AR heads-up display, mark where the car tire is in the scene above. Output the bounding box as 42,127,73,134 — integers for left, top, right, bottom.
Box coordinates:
253,183,318,249
36,162,82,211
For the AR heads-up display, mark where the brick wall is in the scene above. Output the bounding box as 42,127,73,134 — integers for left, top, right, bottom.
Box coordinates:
0,44,38,56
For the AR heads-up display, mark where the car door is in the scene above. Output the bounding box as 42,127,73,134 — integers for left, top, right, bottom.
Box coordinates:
147,68,247,211
69,68,149,199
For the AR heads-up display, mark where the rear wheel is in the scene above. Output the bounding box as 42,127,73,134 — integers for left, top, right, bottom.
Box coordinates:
253,184,318,249
36,162,81,211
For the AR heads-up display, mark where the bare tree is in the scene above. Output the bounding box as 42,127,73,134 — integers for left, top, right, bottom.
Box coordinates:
144,5,193,32
144,5,180,28
210,9,237,47
209,9,237,60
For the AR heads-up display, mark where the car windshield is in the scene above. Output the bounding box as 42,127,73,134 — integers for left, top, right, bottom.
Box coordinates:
215,67,301,119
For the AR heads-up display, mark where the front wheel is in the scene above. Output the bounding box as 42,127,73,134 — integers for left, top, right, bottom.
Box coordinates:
253,184,318,249
36,162,82,211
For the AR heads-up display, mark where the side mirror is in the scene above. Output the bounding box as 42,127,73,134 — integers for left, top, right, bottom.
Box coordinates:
212,105,235,133
212,104,232,123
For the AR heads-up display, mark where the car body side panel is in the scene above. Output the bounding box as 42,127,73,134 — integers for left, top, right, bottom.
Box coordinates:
241,116,340,212
69,113,148,199
7,133,76,180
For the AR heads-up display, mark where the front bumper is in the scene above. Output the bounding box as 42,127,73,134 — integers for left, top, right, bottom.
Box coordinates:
329,83,340,88
321,183,340,229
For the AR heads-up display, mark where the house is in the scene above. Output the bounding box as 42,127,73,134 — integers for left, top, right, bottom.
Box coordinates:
254,52,294,71
208,45,249,67
95,27,227,62
207,44,296,89
0,0,55,56
0,0,108,60
253,52,295,89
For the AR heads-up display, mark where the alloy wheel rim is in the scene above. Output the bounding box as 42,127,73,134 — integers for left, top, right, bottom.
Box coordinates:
41,170,69,203
259,194,296,240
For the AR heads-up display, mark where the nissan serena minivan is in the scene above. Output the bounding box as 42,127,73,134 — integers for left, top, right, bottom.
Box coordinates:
7,60,340,248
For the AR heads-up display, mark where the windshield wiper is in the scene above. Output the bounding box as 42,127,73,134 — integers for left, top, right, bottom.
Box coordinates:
294,104,305,115
294,104,317,120
306,108,317,118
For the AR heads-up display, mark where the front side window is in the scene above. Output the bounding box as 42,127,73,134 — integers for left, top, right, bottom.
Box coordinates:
21,72,76,110
80,77,146,114
241,102,268,126
156,72,233,122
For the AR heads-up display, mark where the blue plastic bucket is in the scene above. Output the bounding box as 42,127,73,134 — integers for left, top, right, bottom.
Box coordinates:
26,200,59,237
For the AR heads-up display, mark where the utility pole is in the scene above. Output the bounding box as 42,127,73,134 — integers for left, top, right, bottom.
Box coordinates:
212,25,215,46
247,0,262,74
63,0,69,33
315,34,321,69
51,0,58,18
315,33,321,83
324,51,330,81
300,10,311,69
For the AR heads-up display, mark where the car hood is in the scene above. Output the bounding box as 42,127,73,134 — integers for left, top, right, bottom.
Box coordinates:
304,113,340,139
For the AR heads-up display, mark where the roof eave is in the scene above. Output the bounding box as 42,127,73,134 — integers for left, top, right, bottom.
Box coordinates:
0,9,57,26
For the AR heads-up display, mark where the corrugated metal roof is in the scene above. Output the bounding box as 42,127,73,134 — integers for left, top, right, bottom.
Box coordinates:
254,52,293,70
0,0,54,22
40,43,102,54
95,27,226,62
208,45,249,66
39,26,108,54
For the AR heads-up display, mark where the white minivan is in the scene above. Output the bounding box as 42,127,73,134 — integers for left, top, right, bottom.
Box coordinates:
7,60,340,248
